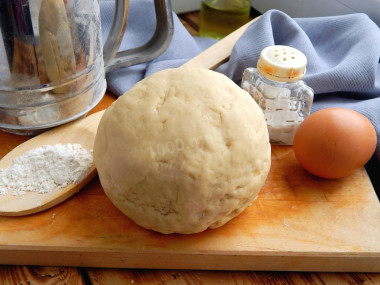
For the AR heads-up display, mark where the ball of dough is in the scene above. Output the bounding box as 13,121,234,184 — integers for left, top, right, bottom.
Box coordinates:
94,68,271,234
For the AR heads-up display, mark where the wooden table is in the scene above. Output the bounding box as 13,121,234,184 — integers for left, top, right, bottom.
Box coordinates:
1,10,379,285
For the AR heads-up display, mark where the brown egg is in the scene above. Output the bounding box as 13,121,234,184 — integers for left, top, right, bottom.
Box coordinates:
293,108,377,179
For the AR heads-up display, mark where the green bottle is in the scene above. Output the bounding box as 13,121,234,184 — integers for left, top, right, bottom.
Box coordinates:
199,0,251,39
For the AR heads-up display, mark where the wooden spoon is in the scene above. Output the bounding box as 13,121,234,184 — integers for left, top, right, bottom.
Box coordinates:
0,111,104,216
0,17,260,216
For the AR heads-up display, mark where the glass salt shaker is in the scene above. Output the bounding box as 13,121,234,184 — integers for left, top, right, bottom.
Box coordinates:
242,45,314,145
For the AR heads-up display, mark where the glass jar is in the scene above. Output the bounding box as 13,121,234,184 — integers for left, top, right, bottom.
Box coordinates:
199,0,251,39
242,45,314,145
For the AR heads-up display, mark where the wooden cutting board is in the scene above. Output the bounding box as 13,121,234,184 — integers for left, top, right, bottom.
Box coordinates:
0,19,379,272
0,92,379,272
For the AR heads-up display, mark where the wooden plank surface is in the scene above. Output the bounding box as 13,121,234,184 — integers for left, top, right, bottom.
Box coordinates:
0,265,85,284
179,11,200,37
86,269,380,285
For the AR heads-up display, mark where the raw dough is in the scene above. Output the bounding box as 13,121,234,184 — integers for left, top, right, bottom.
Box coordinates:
94,68,271,234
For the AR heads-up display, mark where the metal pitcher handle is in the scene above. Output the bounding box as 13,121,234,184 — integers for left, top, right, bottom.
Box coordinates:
103,0,174,73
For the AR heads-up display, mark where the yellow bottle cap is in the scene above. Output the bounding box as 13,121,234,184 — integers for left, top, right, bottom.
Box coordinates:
257,45,307,82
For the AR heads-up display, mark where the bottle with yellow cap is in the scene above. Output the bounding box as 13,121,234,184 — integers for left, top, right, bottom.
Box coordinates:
242,45,314,145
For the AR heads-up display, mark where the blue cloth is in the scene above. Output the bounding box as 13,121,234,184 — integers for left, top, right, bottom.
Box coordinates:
217,10,380,164
101,1,380,169
100,0,216,95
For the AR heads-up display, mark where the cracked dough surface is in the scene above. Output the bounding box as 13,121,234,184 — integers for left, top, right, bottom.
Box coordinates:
94,68,271,234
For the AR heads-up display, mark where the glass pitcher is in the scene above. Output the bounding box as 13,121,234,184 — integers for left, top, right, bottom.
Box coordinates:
0,0,173,135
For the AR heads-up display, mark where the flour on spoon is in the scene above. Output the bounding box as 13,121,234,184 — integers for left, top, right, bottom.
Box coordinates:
0,143,93,195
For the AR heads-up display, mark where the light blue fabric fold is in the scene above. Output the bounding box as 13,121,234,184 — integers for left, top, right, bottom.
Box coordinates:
100,1,380,166
216,9,380,163
100,0,216,95
218,9,380,96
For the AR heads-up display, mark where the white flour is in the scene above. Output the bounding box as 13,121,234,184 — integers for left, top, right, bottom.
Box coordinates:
0,144,93,196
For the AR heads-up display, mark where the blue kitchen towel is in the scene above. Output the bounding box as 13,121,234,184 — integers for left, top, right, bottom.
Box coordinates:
217,9,380,162
101,1,380,164
100,0,217,94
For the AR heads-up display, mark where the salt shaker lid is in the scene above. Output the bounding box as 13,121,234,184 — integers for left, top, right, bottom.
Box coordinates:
257,45,307,82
